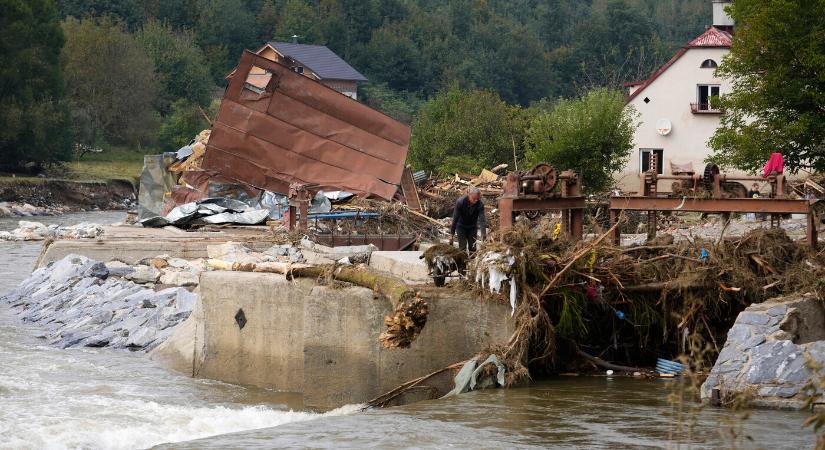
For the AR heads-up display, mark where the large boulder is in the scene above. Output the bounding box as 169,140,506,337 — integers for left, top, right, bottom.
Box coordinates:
701,294,825,408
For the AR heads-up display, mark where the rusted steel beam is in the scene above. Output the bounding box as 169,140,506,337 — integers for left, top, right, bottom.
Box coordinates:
609,197,813,214
808,212,819,251
504,196,587,211
499,197,515,229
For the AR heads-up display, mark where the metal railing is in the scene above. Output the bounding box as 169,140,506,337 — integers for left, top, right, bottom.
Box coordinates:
690,102,722,114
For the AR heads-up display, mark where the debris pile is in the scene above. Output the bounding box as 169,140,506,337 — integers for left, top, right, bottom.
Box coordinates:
466,221,825,377
0,221,104,241
422,243,468,286
417,168,505,219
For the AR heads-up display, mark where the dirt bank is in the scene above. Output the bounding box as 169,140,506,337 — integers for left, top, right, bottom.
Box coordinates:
0,179,135,211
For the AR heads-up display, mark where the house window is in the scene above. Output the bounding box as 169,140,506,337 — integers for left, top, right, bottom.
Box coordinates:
696,84,721,111
292,66,304,74
700,59,718,69
640,149,664,174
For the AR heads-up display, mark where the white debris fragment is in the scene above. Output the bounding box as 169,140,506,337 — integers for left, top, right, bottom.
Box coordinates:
476,251,518,316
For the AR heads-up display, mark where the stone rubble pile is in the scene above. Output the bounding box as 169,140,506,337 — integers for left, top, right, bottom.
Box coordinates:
701,295,825,408
0,221,104,241
1,254,197,351
1,238,376,352
0,201,63,217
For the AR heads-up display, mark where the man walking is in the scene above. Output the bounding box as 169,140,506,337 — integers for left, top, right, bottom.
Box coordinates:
449,187,487,253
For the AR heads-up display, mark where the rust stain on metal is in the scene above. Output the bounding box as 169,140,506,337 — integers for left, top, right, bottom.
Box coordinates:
202,50,411,200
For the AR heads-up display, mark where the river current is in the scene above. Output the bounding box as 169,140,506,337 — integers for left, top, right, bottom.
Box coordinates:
0,212,817,449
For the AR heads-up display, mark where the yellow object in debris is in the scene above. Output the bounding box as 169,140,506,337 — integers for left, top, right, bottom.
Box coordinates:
552,223,561,240
587,249,597,272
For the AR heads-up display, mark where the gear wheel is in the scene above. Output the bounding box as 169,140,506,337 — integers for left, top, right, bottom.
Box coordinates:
703,163,719,191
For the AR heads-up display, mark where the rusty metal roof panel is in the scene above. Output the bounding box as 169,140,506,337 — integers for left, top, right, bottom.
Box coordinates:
202,51,410,200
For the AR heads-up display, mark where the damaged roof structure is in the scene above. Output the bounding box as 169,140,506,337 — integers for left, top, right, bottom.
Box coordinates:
202,50,410,201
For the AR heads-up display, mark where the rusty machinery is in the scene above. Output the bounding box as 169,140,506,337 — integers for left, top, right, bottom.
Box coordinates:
498,163,585,240
609,152,818,249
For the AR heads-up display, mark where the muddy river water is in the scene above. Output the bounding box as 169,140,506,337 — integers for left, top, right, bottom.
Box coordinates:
0,213,817,449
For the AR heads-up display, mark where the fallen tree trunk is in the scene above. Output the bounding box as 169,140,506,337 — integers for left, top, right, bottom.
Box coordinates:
288,265,413,305
206,260,412,304
577,349,647,373
620,281,709,293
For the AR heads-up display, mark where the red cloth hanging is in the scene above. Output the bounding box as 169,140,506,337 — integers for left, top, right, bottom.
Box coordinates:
762,152,784,178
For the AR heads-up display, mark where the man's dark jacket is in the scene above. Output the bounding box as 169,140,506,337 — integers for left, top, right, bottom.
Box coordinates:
450,195,487,236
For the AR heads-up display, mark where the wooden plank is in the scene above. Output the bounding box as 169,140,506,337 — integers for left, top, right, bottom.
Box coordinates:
400,166,422,212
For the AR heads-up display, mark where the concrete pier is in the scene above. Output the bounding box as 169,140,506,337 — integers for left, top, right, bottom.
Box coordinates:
153,271,514,410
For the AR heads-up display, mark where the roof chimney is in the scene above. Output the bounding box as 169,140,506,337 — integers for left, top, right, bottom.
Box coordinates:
712,1,734,29
291,34,299,44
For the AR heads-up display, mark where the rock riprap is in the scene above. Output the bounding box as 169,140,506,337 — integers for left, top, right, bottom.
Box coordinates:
1,254,197,351
701,295,825,408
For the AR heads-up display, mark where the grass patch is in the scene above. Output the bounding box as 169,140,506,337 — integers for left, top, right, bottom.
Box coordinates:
66,159,144,184
0,146,150,185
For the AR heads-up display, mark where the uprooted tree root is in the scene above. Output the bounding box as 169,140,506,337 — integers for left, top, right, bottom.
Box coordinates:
379,293,429,349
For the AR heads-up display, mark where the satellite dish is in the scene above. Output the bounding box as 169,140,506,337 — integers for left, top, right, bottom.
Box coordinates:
656,119,672,136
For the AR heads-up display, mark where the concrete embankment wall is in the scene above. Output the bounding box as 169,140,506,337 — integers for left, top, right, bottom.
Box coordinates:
153,271,514,410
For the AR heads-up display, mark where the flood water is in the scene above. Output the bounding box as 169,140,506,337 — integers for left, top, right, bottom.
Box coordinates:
0,212,818,449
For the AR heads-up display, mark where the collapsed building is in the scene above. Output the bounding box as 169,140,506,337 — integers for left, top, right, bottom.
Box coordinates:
138,50,418,238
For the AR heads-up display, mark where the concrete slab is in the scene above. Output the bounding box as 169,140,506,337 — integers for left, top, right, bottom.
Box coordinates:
36,225,279,268
368,251,430,285
153,271,514,410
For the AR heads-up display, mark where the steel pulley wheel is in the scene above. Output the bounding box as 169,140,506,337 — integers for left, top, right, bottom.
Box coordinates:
703,163,720,191
528,163,559,192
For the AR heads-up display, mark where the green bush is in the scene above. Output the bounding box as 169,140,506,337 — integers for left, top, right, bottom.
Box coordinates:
158,99,217,151
525,88,638,193
409,86,530,176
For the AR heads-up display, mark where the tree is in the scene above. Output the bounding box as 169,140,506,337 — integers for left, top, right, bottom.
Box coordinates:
61,16,160,147
361,25,423,92
196,0,256,82
137,20,214,111
275,0,324,43
158,98,217,150
0,0,73,170
709,0,825,173
142,0,200,30
256,0,279,41
524,88,638,193
358,81,422,124
56,0,144,28
409,86,529,175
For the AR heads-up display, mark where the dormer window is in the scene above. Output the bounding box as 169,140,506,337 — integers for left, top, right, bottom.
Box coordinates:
700,59,718,69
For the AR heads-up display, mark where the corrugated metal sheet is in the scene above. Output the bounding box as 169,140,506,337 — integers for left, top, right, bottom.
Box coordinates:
202,51,410,201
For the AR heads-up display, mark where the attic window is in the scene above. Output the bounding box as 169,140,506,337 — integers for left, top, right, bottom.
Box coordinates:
293,66,304,74
643,97,650,104
700,59,718,69
244,66,273,94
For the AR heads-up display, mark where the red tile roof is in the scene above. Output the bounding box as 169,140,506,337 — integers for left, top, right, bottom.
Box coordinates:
626,27,732,102
688,26,733,48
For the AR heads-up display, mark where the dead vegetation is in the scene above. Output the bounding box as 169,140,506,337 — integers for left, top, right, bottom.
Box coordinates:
379,293,429,349
472,219,825,379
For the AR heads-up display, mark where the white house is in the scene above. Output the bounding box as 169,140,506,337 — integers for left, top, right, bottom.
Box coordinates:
617,0,735,192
